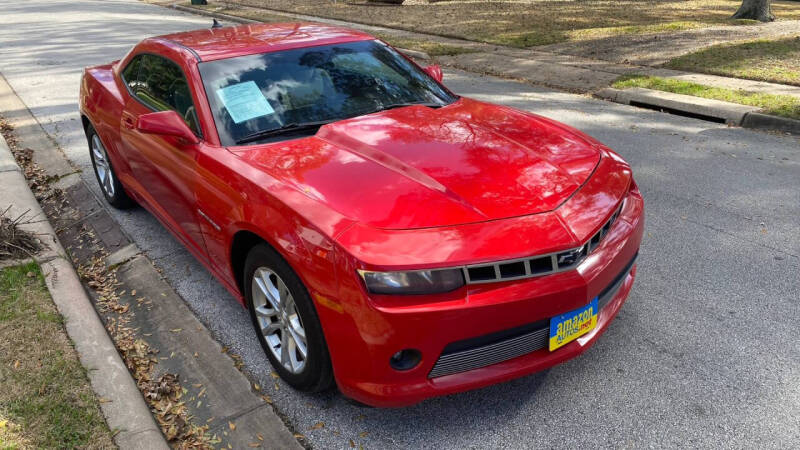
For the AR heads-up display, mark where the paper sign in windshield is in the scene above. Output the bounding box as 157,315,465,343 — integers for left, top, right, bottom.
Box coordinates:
216,81,274,124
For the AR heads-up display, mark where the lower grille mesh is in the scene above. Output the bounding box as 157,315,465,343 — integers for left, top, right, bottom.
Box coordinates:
428,327,549,378
428,253,637,379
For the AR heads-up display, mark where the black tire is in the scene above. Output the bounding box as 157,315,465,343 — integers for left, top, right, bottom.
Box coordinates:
244,243,334,392
86,124,134,209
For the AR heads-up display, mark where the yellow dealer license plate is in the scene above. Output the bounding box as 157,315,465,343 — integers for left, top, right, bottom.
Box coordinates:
549,298,598,351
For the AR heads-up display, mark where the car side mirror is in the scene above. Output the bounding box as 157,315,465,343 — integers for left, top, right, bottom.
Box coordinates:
136,110,199,144
423,64,443,83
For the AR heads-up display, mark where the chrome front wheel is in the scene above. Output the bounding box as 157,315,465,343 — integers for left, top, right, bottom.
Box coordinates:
252,267,308,374
244,244,333,392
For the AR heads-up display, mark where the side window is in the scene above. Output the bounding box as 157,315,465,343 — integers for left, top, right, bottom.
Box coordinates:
133,55,201,136
121,55,143,92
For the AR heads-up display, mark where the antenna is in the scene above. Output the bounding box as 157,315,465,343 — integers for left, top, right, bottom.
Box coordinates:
211,19,223,29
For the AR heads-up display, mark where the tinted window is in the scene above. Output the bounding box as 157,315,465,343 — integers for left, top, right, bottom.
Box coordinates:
133,55,200,136
121,55,143,91
198,40,457,146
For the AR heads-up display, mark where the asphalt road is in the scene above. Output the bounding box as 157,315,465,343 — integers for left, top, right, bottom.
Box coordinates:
1,1,799,448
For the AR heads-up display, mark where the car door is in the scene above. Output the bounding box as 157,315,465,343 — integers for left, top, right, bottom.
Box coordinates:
118,53,207,257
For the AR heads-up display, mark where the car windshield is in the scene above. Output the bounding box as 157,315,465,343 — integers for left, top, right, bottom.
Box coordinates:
198,40,457,146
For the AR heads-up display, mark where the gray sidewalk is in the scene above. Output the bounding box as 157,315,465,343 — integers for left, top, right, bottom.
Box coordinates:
0,132,168,450
0,67,302,449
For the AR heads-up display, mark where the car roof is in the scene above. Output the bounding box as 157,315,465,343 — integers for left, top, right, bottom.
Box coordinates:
156,22,376,62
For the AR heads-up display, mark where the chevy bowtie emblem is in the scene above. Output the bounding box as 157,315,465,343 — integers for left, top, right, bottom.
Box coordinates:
558,249,582,265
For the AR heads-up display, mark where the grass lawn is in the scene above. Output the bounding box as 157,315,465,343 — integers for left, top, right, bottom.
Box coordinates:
0,262,114,449
613,75,800,120
186,3,477,55
666,35,800,87
221,0,800,47
372,33,478,56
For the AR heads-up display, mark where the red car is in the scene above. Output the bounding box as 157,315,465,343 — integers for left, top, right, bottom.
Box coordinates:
79,22,644,407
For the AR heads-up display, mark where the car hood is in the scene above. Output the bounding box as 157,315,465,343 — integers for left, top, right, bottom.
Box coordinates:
234,98,601,230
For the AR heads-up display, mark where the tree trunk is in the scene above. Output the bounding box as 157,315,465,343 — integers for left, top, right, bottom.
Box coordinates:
732,0,775,22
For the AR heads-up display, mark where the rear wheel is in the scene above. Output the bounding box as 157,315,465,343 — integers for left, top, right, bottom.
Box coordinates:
244,243,333,392
87,124,134,209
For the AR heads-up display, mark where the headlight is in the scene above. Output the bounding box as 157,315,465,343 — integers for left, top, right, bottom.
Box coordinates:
358,268,464,295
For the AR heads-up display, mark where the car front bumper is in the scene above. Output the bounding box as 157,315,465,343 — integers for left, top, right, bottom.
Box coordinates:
322,186,644,407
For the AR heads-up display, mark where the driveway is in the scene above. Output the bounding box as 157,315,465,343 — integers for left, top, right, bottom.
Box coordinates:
1,0,798,448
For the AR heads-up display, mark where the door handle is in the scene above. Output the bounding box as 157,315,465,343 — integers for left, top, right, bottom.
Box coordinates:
122,114,135,130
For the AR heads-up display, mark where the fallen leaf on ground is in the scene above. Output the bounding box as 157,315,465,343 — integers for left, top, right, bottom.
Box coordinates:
310,422,324,430
359,431,369,438
229,421,236,431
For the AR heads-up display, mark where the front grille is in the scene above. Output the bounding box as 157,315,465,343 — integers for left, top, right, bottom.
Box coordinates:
463,200,625,284
428,252,637,379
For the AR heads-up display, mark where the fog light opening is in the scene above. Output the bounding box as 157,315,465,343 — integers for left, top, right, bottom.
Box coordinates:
389,349,421,371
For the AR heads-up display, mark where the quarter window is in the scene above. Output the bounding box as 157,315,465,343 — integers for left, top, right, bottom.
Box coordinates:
121,55,143,92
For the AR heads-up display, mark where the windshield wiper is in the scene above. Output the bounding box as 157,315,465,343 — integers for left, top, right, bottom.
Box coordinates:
235,120,333,145
376,101,443,112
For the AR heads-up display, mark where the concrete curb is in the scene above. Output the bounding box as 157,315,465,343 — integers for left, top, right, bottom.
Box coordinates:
741,111,800,135
171,4,430,60
0,134,168,449
596,87,800,134
595,87,758,125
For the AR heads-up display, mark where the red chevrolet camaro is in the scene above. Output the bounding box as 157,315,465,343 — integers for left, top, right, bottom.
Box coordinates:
79,22,643,407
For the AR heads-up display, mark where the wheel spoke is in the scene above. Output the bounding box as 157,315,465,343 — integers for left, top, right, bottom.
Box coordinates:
289,315,306,340
286,321,307,358
278,281,289,303
261,321,281,336
255,304,276,318
255,271,280,310
104,171,114,195
280,328,290,367
288,334,304,372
